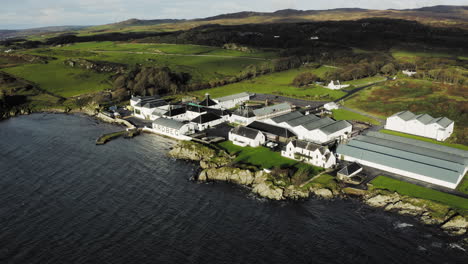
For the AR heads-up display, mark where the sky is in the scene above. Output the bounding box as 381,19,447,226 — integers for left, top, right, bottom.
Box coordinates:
1,0,466,29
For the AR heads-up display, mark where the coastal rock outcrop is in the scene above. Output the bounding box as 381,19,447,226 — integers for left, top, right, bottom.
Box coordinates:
441,215,468,236
364,191,467,235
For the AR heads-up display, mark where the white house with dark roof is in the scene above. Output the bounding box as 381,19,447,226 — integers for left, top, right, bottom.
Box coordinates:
385,111,454,141
190,113,224,131
229,126,266,147
282,140,336,168
336,131,468,189
199,93,218,108
213,92,251,109
150,117,193,140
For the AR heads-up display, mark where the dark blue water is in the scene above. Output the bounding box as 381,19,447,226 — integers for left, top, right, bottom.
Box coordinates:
0,114,466,264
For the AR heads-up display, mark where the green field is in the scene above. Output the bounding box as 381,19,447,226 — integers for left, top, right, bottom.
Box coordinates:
193,66,346,101
343,76,386,87
370,176,468,210
332,109,381,125
3,60,112,97
24,43,273,84
379,129,468,151
391,48,455,60
58,41,278,58
218,141,322,172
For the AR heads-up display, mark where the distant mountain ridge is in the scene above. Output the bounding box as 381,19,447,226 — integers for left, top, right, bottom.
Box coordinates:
1,5,467,40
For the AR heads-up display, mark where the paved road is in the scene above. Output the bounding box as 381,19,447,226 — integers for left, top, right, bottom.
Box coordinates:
251,93,326,108
333,79,387,103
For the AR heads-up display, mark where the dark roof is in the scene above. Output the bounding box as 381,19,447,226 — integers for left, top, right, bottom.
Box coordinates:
191,113,222,124
230,126,261,140
291,139,323,151
286,114,320,127
205,107,230,116
338,163,362,176
247,121,296,138
186,104,206,113
165,107,186,117
199,96,218,107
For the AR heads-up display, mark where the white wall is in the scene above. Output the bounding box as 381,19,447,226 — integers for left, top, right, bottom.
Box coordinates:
215,95,250,109
229,132,265,147
192,118,225,131
385,116,453,141
229,115,256,125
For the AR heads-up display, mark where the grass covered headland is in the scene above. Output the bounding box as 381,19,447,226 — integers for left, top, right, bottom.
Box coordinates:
370,176,468,210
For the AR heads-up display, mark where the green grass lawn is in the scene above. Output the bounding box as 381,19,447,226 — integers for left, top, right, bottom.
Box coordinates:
193,66,346,101
456,175,468,194
370,176,468,210
332,109,381,125
218,141,321,172
379,129,468,151
343,76,386,87
391,49,455,61
3,60,112,97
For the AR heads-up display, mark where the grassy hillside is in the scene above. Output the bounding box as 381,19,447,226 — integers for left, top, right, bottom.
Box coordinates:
191,66,345,101
371,176,468,210
21,42,276,84
3,60,112,97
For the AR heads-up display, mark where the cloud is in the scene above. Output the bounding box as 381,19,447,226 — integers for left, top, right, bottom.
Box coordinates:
1,0,467,29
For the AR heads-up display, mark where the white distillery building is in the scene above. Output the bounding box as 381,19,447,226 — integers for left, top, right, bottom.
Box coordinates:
282,140,336,168
264,112,352,144
385,111,454,141
190,113,224,131
132,97,168,120
229,105,256,125
326,80,350,90
213,92,251,109
150,117,193,140
336,132,468,189
229,126,266,147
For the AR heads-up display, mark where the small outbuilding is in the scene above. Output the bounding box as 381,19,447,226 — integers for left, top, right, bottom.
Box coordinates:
337,163,363,181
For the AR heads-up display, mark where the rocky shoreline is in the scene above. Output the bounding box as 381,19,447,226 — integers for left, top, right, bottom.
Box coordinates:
168,140,468,237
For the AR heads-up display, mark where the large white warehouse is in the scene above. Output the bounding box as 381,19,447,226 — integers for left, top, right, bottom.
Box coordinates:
385,111,454,141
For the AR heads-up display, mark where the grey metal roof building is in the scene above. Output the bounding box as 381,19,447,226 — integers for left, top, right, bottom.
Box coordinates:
253,102,291,117
271,111,303,123
153,118,187,130
285,115,320,127
215,92,250,102
336,131,468,189
320,120,352,135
